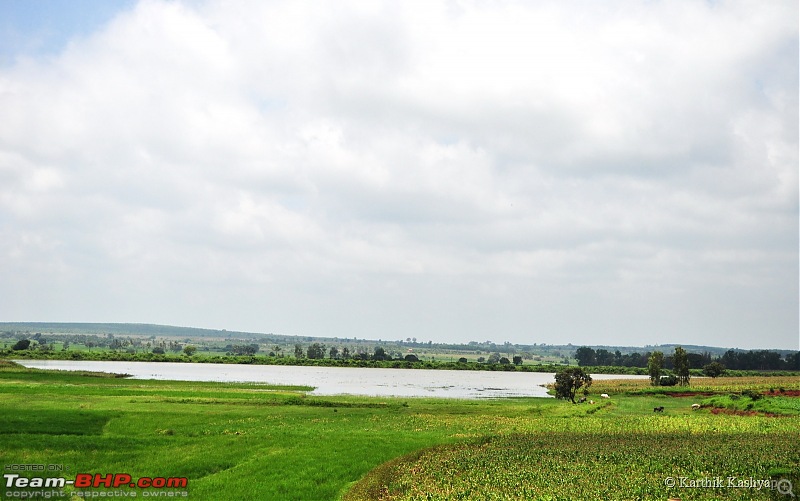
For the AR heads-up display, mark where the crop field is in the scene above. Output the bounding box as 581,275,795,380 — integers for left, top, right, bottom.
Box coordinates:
0,362,798,500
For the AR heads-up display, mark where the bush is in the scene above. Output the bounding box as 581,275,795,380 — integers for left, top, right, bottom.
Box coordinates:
659,375,678,386
11,339,31,351
742,389,763,401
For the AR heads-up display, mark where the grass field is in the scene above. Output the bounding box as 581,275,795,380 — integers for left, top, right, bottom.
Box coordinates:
0,361,798,500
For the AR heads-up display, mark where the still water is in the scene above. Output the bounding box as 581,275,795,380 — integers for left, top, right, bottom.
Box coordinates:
16,360,646,399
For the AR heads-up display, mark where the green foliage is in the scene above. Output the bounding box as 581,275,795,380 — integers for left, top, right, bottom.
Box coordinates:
702,393,800,416
741,389,763,401
553,367,592,403
306,342,326,359
703,361,726,378
228,343,259,356
183,345,197,357
11,339,30,351
673,346,691,386
648,351,663,386
574,346,596,366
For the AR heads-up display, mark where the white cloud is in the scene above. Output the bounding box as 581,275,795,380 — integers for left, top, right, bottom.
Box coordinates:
0,0,796,349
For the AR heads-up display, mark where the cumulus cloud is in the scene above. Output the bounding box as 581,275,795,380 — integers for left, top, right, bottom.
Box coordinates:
0,0,796,348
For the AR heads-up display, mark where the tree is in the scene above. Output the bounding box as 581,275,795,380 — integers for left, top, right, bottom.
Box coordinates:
647,351,664,387
11,339,31,351
554,368,592,403
458,357,468,363
595,349,614,366
574,347,597,366
306,343,326,359
702,361,725,378
512,356,523,366
673,346,690,386
786,351,800,370
329,346,339,359
294,344,304,359
372,346,388,361
152,347,165,355
183,345,197,357
230,344,259,356
499,357,510,365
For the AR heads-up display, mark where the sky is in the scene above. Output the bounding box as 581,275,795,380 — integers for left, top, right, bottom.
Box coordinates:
0,0,797,350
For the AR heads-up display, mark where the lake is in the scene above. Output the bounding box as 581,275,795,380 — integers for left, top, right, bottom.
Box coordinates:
15,360,647,399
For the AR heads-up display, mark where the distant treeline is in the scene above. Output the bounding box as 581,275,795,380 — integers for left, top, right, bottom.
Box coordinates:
574,346,800,371
1,348,566,372
5,348,800,377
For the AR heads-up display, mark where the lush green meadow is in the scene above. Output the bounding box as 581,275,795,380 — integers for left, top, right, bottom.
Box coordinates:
0,362,798,500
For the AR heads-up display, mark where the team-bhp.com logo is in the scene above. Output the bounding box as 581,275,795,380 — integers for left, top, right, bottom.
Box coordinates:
4,473,188,497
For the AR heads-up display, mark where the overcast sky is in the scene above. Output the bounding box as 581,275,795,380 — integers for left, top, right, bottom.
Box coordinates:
1,0,797,350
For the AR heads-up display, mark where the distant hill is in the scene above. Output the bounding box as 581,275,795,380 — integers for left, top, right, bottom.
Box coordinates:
0,322,269,340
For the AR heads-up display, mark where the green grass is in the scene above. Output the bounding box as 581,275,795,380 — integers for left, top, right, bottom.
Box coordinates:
702,394,800,416
0,363,798,500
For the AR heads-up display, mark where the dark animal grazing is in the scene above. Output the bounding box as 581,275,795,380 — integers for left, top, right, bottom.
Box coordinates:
578,397,587,403
653,406,665,412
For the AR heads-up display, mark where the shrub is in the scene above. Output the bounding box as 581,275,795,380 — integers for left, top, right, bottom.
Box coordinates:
11,339,31,351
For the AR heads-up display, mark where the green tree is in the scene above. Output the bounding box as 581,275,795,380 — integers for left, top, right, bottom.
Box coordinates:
183,345,197,357
512,356,523,366
673,346,691,386
647,351,664,387
574,347,596,366
554,367,592,403
307,343,326,359
11,339,31,351
294,344,304,359
230,344,259,356
702,361,725,378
